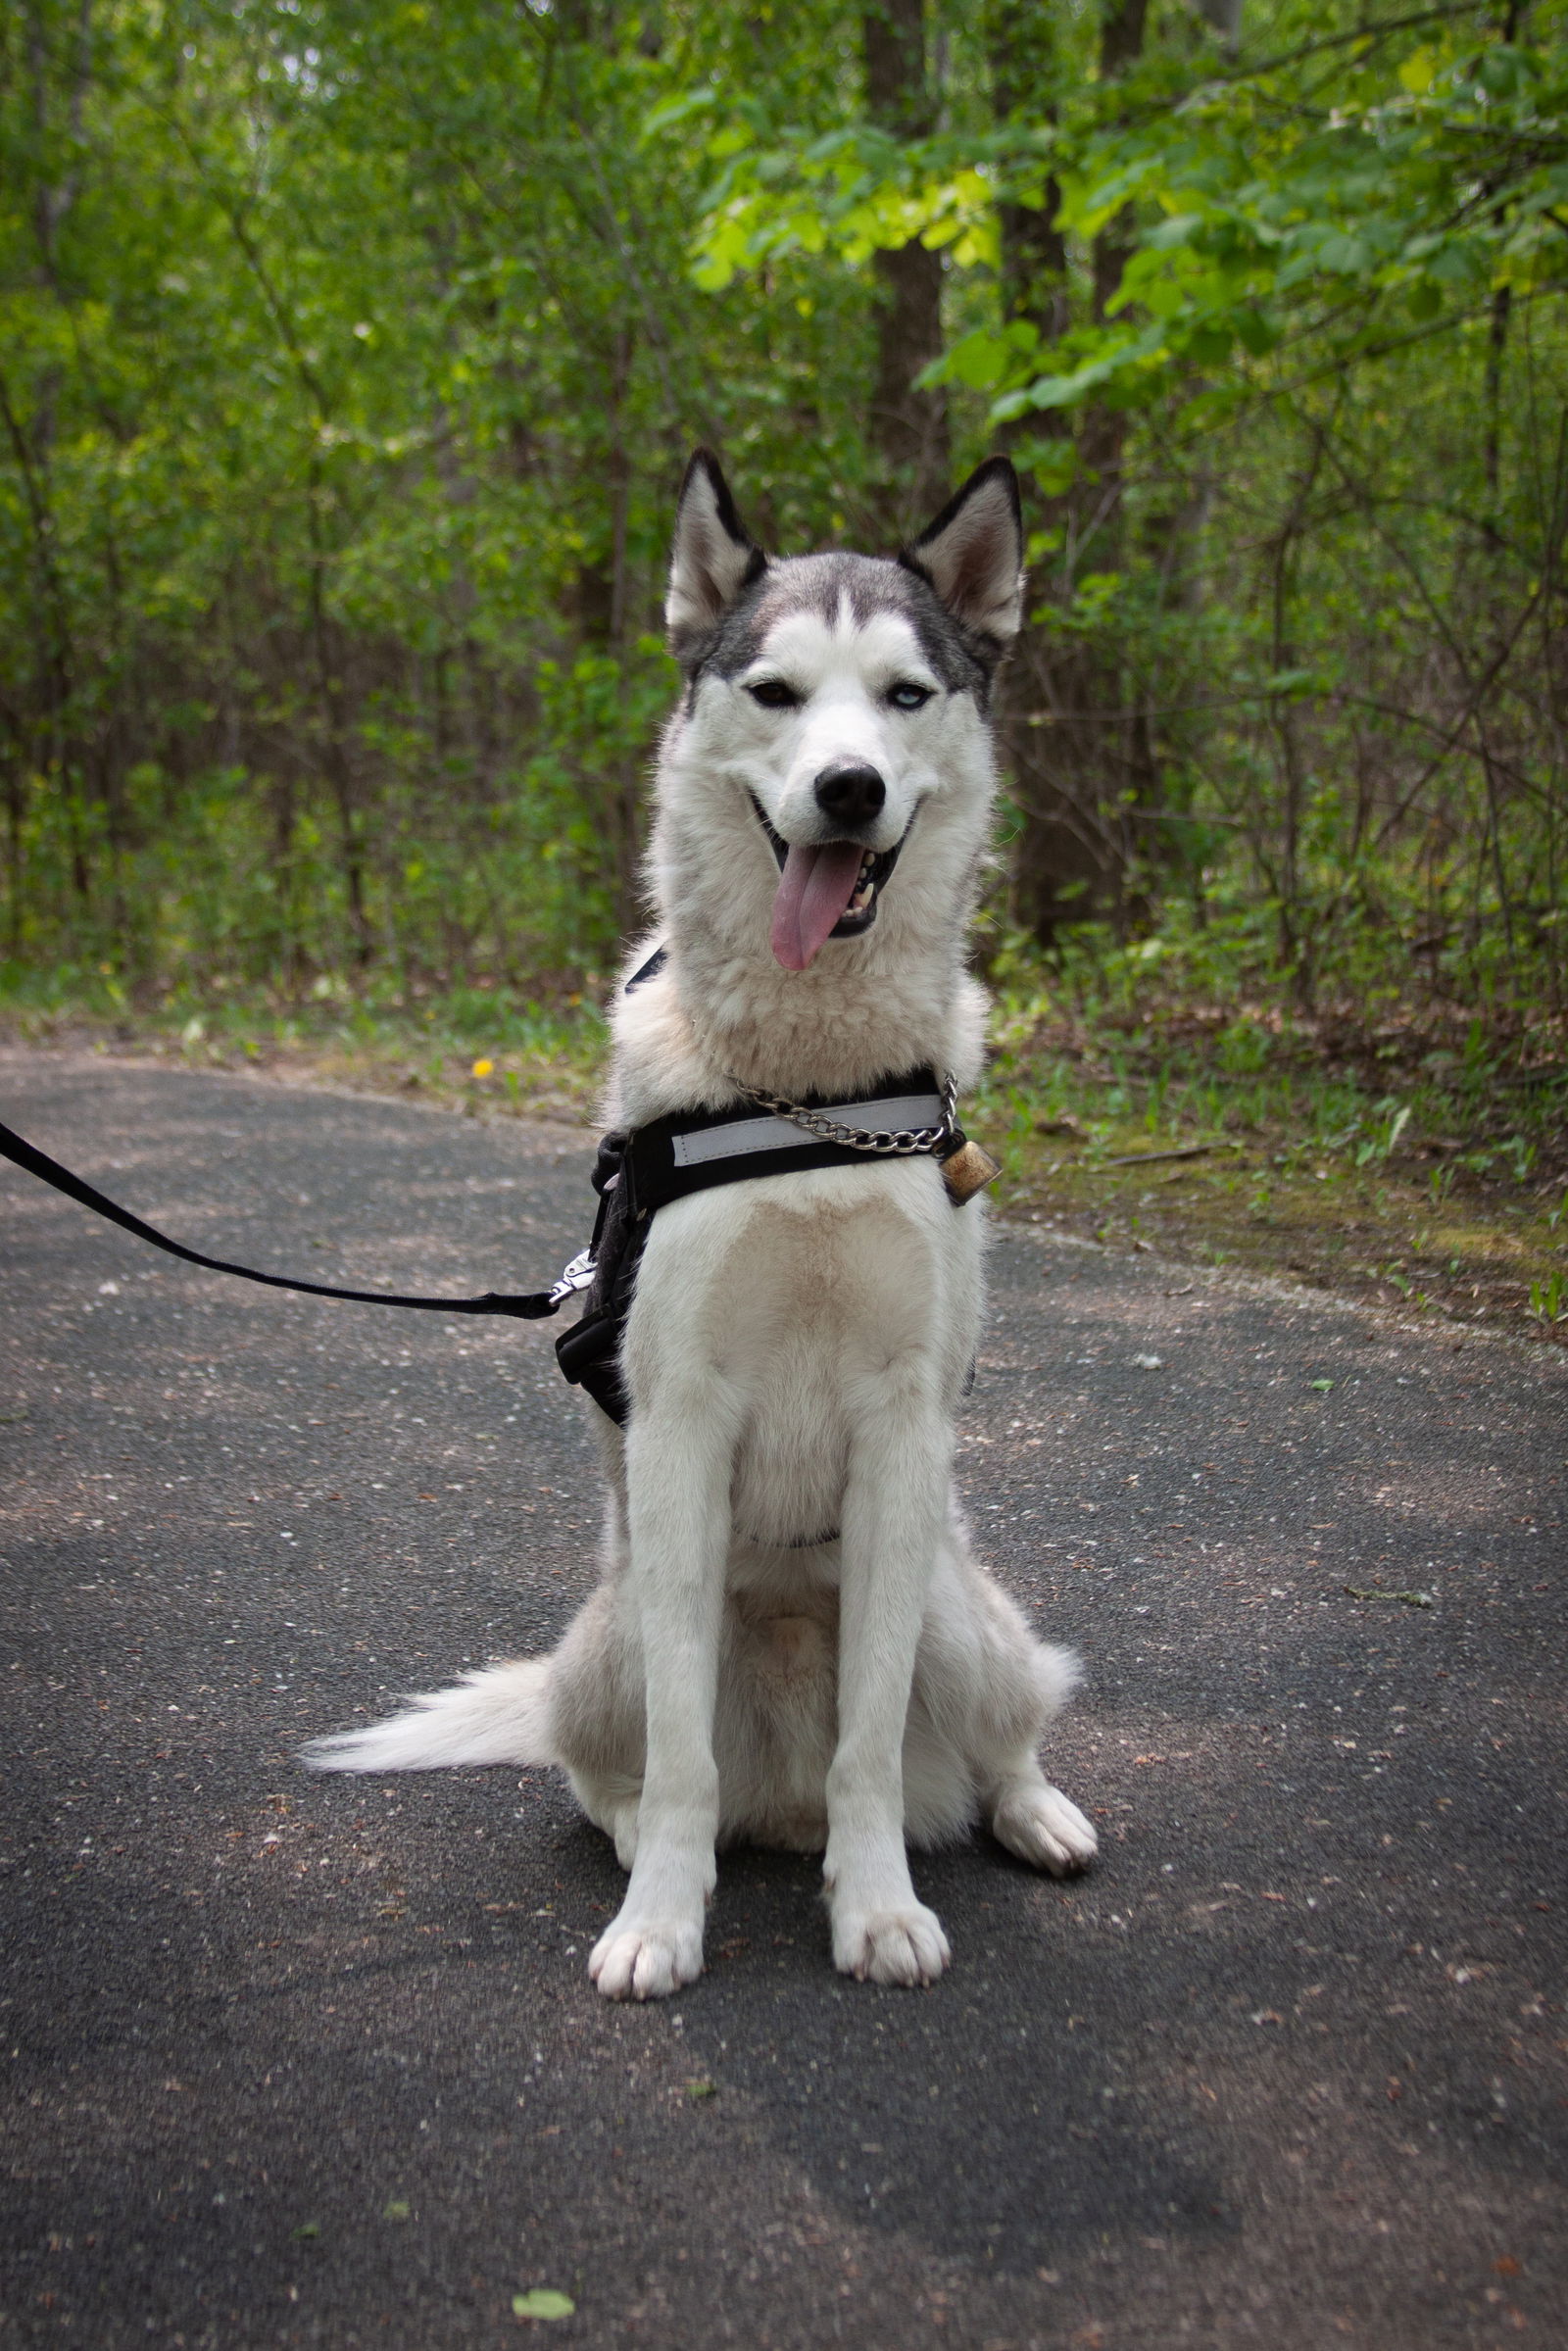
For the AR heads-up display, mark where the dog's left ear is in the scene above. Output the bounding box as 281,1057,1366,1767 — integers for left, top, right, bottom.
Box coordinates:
666,449,767,661
902,457,1025,655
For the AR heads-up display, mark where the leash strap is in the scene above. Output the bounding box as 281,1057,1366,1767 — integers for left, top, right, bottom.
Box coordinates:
2,1050,976,1430
0,1115,572,1321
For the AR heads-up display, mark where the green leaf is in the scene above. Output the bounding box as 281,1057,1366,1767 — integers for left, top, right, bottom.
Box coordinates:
1185,319,1234,366
1309,1380,1334,1393
1145,212,1204,252
931,325,1020,393
513,2289,576,2321
642,88,716,141
1264,667,1324,700
1231,306,1278,357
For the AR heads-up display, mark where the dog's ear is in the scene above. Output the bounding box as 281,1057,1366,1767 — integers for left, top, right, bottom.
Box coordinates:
665,450,766,661
902,458,1024,655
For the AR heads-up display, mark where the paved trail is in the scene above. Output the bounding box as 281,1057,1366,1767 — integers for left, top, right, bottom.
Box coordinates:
2,1049,1564,2350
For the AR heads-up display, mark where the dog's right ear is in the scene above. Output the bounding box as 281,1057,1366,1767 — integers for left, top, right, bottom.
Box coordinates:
666,450,766,661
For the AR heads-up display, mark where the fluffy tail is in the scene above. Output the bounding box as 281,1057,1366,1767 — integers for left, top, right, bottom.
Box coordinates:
302,1657,556,1774
1033,1641,1083,1720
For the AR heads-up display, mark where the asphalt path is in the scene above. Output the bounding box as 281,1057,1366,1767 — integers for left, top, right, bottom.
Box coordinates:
2,1048,1565,2351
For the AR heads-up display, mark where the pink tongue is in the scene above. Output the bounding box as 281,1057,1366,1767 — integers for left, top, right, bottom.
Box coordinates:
770,842,866,971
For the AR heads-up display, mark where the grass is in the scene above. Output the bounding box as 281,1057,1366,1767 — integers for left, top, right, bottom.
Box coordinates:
974,964,1568,1346
4,952,1565,1347
0,961,607,1124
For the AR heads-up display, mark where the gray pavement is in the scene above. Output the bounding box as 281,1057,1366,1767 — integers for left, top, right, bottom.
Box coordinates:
1,1046,1565,2351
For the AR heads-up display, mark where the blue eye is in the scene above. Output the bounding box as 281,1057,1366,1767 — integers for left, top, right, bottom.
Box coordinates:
889,682,933,711
747,679,800,710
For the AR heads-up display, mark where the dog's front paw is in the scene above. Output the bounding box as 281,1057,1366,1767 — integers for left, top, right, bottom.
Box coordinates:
832,1902,951,1987
589,1912,704,2001
992,1783,1099,1877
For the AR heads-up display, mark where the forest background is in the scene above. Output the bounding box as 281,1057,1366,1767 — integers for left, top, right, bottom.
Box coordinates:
3,0,1566,1335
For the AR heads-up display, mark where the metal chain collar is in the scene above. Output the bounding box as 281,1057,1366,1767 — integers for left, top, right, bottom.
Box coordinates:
727,1070,958,1157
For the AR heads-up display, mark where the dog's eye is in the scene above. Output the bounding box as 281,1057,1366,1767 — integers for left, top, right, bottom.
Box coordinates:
747,679,800,710
888,682,933,711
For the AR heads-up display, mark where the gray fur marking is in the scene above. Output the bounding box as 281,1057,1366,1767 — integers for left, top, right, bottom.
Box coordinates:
688,551,996,709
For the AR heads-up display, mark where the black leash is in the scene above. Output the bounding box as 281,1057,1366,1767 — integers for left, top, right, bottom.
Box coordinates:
0,947,675,1331
0,1115,573,1323
1,973,977,1432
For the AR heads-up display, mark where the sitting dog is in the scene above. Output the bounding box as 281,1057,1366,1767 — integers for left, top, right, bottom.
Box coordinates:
307,451,1098,1997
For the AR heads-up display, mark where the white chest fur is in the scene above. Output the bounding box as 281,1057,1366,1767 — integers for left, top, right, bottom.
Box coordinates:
619,1155,986,1552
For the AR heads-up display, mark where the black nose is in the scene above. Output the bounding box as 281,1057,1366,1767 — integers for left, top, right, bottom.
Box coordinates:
813,762,885,831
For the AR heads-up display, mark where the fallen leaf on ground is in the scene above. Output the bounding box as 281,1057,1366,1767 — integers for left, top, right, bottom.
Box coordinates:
513,2288,575,2321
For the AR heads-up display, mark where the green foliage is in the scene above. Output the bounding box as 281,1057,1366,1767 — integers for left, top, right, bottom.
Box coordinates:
679,1,1568,1030
0,0,1564,1068
0,0,882,991
688,13,1568,419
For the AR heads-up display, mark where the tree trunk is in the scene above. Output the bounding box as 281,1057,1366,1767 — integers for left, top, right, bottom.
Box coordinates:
986,1,1104,939
1003,0,1155,945
605,325,644,933
862,0,948,539
989,0,1069,351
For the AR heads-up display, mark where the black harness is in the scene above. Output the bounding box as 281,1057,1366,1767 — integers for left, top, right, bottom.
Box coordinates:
0,953,980,1429
550,1062,963,1424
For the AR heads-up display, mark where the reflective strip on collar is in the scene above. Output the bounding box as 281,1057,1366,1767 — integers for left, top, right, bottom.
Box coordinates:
669,1094,945,1169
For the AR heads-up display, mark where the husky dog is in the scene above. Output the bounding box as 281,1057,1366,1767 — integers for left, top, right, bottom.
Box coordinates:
308,452,1097,1997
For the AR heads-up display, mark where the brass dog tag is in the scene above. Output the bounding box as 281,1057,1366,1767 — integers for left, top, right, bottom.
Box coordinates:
939,1136,1002,1205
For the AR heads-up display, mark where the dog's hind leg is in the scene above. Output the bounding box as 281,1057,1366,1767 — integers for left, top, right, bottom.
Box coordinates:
906,1540,1099,1878
987,1760,1099,1876
983,1620,1097,1876
568,1771,644,1872
964,1577,1098,1878
587,1376,739,2002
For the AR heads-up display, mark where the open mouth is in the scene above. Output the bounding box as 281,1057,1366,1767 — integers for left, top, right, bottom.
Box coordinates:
750,796,907,972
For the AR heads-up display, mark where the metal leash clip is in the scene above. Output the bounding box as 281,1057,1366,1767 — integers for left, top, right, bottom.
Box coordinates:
548,1248,599,1306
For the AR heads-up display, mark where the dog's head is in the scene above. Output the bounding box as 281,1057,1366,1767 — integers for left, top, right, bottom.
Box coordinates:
660,453,1023,973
